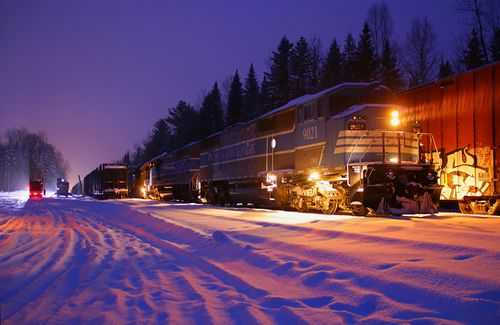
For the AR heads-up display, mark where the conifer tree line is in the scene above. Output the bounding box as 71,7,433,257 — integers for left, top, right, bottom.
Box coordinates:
123,0,500,166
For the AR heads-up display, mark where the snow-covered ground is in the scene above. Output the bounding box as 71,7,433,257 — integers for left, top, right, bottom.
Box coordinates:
0,194,499,324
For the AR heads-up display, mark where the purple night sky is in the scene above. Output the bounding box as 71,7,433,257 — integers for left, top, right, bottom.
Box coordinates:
1,0,461,186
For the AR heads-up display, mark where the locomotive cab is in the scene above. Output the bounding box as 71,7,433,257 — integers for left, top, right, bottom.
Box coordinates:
337,106,442,215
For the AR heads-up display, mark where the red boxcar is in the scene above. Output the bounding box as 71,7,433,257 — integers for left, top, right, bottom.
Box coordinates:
400,63,500,214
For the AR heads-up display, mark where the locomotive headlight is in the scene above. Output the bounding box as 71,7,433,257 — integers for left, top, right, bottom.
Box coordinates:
389,156,399,163
308,171,321,181
390,110,400,127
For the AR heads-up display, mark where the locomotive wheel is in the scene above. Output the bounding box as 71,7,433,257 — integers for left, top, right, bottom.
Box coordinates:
351,203,367,216
458,201,473,214
296,197,308,212
206,188,217,205
488,199,500,215
321,199,338,215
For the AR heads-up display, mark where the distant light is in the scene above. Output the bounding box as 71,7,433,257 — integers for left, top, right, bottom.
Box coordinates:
271,138,277,149
389,157,399,163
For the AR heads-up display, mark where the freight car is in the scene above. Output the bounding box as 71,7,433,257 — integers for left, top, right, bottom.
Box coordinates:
401,62,500,215
84,163,128,199
199,82,442,215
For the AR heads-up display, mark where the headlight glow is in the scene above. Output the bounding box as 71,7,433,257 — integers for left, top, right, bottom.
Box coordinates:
308,171,321,181
390,110,400,127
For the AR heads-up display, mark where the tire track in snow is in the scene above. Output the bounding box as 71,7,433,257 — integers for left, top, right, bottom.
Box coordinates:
2,198,499,324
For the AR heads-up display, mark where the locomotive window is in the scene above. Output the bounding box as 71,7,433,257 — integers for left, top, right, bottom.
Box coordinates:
329,95,359,115
303,103,316,121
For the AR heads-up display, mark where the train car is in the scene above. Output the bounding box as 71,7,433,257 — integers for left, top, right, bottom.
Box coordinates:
84,163,128,199
400,62,500,215
200,82,442,215
138,142,201,201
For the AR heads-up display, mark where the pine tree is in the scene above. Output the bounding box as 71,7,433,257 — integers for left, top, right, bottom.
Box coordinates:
121,152,130,165
132,145,144,165
309,37,322,92
266,36,293,107
321,38,343,88
343,33,357,82
243,64,259,120
490,27,500,62
259,76,273,114
462,28,486,70
167,100,200,147
438,59,454,79
379,39,403,90
199,82,224,137
290,36,312,98
143,119,172,161
226,70,244,126
355,22,378,81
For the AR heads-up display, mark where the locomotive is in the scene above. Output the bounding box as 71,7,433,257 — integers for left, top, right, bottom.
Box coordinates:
139,82,442,215
138,144,201,201
84,163,129,199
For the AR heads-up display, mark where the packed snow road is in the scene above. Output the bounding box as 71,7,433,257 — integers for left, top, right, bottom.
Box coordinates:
0,193,499,324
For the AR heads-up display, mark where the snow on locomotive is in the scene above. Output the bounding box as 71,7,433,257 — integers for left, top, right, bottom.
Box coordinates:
140,82,442,215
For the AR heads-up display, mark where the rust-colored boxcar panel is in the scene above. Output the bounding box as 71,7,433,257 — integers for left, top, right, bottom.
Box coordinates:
427,86,443,149
474,68,493,148
494,65,500,194
456,73,475,148
415,88,430,131
441,82,458,152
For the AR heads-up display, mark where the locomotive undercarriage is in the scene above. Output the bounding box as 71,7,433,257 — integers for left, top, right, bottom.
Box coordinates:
200,164,441,216
269,163,441,216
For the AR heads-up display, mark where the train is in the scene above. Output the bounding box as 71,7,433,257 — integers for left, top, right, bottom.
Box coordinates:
83,163,129,199
135,82,442,215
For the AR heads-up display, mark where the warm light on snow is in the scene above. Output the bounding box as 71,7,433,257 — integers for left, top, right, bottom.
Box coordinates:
1,197,499,324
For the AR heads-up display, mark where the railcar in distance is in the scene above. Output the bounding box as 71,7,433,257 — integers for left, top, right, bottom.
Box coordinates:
84,163,128,199
29,179,45,199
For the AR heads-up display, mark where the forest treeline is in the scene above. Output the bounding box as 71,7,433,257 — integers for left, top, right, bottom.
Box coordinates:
122,0,500,167
0,129,68,191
